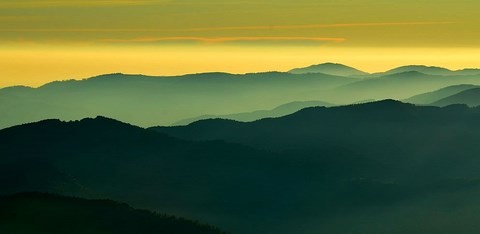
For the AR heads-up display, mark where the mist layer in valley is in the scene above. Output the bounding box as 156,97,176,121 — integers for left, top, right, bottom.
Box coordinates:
2,63,480,129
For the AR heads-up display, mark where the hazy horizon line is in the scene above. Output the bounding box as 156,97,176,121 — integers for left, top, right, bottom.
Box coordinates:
2,62,480,89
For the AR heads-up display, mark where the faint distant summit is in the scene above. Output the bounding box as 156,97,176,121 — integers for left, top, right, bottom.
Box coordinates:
288,63,369,77
289,63,480,77
376,65,480,76
381,65,452,76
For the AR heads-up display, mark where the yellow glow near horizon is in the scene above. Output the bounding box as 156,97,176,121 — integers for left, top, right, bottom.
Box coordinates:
2,44,480,88
1,0,480,87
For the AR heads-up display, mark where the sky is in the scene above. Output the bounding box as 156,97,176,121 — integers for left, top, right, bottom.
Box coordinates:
1,0,480,87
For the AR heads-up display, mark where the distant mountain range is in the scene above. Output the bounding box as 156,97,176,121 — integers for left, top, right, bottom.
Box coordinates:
289,63,480,77
288,63,368,76
5,101,480,233
1,63,480,130
0,72,355,129
373,65,480,77
327,70,480,103
0,193,224,234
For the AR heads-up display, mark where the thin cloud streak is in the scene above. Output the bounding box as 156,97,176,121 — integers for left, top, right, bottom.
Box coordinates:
0,16,39,22
186,21,455,32
100,36,346,43
0,21,453,32
0,0,171,8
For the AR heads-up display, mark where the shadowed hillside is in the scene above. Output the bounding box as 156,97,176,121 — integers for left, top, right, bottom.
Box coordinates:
0,193,225,234
0,117,308,234
5,101,480,233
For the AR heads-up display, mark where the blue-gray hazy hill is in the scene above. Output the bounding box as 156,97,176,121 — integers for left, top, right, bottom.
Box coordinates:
328,71,480,103
432,87,480,107
404,84,479,105
2,64,480,130
0,72,355,129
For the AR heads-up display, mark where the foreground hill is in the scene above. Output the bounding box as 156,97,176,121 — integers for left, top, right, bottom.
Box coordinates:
404,84,479,105
0,193,224,234
5,101,480,232
0,117,305,234
152,100,480,176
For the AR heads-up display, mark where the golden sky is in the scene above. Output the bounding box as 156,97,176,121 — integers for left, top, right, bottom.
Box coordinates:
1,0,480,87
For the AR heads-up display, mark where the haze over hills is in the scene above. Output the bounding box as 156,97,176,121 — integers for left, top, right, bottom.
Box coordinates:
5,101,480,233
2,63,480,130
288,63,369,76
376,65,453,76
173,100,333,126
288,63,480,77
374,65,480,76
0,72,355,130
404,84,479,105
432,88,480,107
327,71,480,103
0,193,225,234
4,0,480,233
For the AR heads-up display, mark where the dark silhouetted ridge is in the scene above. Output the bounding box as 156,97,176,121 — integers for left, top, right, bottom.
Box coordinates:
0,192,226,234
0,115,294,233
291,99,411,117
6,100,480,233
152,99,478,152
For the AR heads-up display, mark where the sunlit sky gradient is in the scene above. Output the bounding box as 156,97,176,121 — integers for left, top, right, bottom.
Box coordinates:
1,0,480,87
